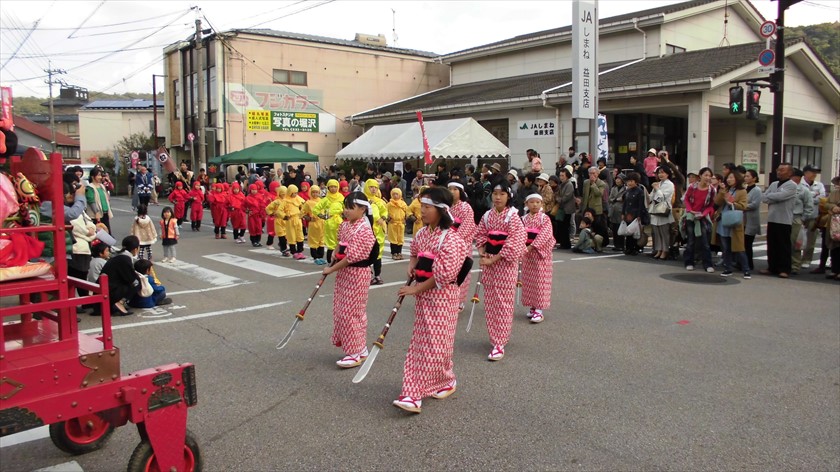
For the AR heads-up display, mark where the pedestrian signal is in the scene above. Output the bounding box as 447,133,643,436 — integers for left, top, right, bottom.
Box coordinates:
746,88,761,120
729,86,744,115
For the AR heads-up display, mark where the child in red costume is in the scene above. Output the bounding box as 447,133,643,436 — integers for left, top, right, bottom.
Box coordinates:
228,182,247,243
187,181,205,231
168,181,189,226
244,183,265,247
206,183,229,239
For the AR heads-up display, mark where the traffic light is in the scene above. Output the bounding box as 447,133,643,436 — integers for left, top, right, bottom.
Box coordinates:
746,87,761,120
729,86,744,115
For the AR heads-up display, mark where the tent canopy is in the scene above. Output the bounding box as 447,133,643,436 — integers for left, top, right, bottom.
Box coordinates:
336,117,510,161
210,141,318,165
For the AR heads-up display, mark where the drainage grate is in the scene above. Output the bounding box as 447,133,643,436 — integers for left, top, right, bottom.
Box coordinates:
662,273,740,285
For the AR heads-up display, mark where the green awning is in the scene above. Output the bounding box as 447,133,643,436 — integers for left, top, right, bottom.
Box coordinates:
209,141,318,165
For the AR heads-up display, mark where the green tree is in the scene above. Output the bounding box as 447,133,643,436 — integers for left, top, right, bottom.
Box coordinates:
787,22,840,77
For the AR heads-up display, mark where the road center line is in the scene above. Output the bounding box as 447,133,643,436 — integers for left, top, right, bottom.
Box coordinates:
168,281,253,296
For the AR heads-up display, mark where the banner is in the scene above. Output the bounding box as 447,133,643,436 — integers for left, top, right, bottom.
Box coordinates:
597,114,609,163
416,111,432,165
157,145,177,173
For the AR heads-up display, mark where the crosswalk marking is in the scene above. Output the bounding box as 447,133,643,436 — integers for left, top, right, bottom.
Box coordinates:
204,253,303,277
156,260,245,285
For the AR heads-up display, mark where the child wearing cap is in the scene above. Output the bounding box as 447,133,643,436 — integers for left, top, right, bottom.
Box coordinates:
285,184,306,260
303,185,327,264
386,188,408,259
168,181,189,226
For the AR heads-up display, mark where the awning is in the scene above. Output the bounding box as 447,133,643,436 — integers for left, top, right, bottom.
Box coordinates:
209,141,318,164
336,117,510,161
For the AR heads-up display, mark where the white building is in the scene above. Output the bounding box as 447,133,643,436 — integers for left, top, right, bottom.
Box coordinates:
351,0,839,181
78,99,166,162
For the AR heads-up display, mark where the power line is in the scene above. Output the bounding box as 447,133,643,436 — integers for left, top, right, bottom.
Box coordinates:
246,0,337,29
0,18,40,70
0,43,172,60
0,8,191,31
66,0,106,39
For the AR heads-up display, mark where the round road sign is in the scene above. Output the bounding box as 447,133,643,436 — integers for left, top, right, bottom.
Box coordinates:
760,20,776,38
130,150,139,160
187,132,195,142
758,49,775,67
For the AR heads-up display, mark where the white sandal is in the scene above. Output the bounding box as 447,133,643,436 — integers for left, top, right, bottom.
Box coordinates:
392,396,422,413
431,380,457,400
488,345,505,361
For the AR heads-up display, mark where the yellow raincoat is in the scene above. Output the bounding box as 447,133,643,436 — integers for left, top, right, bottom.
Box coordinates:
285,184,305,244
407,185,427,236
303,185,324,249
364,179,388,259
386,188,408,246
313,179,344,250
265,185,287,237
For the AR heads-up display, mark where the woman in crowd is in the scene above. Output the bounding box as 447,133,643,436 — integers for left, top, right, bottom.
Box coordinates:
554,168,576,249
743,169,762,271
682,167,717,272
608,173,627,252
85,167,113,233
621,173,647,256
98,235,141,316
823,176,840,281
648,166,675,260
712,171,750,278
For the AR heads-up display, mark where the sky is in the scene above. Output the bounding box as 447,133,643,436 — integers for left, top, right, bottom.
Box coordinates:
0,0,837,99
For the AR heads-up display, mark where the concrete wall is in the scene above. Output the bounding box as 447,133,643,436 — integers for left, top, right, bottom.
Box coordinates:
79,110,167,161
659,7,759,56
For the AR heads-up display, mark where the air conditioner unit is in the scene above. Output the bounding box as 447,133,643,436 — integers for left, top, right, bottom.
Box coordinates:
354,33,387,47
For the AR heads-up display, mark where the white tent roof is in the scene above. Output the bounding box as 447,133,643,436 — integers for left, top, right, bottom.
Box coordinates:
336,117,510,161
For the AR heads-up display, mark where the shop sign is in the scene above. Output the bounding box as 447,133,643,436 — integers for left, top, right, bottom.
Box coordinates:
572,0,597,120
517,120,556,139
742,150,759,171
247,110,271,131
271,111,319,132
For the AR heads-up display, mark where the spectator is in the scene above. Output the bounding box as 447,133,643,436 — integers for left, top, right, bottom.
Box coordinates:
643,149,658,181
823,176,840,281
682,167,716,271
743,169,762,271
554,168,576,249
621,172,647,256
649,166,675,262
712,171,750,278
129,259,172,308
579,166,607,244
135,166,153,207
801,165,826,271
85,168,114,233
97,235,141,316
761,163,797,278
790,168,816,275
628,155,649,188
608,173,627,252
572,216,599,253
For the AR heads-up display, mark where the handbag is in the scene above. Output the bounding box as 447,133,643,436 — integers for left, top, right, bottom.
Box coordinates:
830,214,840,242
721,203,744,228
137,273,154,297
649,200,670,216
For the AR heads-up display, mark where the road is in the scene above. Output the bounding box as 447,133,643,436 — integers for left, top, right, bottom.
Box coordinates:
2,196,839,471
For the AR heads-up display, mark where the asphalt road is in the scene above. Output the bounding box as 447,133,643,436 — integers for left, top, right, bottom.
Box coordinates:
2,196,839,471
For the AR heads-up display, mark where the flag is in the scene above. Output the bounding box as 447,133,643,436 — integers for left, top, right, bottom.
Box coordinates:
416,111,432,166
157,145,177,173
113,149,121,175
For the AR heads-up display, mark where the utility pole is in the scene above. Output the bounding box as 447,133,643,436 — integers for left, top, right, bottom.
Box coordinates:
770,0,803,181
152,74,165,148
195,17,206,173
44,60,66,152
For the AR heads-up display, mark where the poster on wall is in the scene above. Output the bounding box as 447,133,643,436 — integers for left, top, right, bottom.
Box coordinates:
517,120,557,139
742,150,759,171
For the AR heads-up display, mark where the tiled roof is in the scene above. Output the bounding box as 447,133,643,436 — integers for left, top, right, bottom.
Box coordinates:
231,29,438,58
25,114,79,123
444,0,716,58
82,100,163,110
13,114,80,147
40,98,89,107
353,40,801,120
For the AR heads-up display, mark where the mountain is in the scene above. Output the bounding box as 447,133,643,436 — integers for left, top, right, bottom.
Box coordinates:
787,22,840,77
11,92,163,115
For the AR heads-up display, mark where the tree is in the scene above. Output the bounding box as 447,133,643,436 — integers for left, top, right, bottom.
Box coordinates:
787,22,840,77
113,132,155,159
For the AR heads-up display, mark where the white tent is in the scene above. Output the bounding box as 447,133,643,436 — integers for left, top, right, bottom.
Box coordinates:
336,117,510,161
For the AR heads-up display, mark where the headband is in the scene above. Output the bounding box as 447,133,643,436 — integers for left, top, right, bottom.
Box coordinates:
447,182,465,191
420,197,454,222
525,193,543,202
493,184,512,195
354,199,371,212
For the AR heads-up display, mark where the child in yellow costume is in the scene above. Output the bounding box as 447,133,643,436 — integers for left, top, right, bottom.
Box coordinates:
406,185,427,236
303,185,326,265
313,179,345,263
285,184,306,260
265,185,290,255
364,179,388,285
386,187,408,260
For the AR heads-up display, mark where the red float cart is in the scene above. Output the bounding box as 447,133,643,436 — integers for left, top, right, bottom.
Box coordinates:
0,152,201,471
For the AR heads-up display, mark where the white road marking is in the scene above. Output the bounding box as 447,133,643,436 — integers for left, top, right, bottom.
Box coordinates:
570,254,625,261
0,426,49,448
204,253,303,277
156,260,245,285
80,301,290,333
168,281,253,296
33,461,84,471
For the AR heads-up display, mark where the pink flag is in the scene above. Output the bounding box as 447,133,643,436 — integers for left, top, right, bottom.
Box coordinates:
157,145,177,173
416,111,432,166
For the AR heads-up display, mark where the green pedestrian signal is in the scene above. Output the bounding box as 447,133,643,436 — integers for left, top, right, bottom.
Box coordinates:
729,86,744,115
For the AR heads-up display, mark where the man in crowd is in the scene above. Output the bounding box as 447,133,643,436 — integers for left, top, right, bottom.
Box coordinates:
790,167,816,275
135,165,153,207
761,163,797,278
801,165,826,271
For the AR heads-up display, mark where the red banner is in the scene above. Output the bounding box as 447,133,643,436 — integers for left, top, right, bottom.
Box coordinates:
416,111,432,166
157,145,177,173
1,87,13,129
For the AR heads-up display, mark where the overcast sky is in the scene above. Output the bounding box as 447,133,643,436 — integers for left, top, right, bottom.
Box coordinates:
0,0,836,99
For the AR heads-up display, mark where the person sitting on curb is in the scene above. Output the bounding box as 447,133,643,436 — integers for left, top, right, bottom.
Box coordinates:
572,216,601,254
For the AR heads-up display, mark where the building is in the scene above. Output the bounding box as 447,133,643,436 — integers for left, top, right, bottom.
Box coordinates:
351,0,839,180
162,29,449,173
23,86,89,140
12,114,80,161
78,99,166,162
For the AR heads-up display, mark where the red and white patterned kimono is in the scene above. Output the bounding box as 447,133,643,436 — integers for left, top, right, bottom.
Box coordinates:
401,225,468,399
332,219,376,355
450,200,476,303
475,207,526,347
521,210,555,310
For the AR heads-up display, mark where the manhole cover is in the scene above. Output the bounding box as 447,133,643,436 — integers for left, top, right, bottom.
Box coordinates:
661,273,741,285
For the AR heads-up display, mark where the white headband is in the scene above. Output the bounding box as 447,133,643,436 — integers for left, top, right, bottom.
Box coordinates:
420,197,454,222
525,193,543,202
354,199,371,213
447,182,464,191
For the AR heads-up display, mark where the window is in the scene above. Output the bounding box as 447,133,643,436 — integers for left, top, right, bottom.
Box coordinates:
207,66,217,112
173,79,180,119
665,44,686,55
273,68,307,86
784,144,822,170
68,123,77,133
274,141,308,153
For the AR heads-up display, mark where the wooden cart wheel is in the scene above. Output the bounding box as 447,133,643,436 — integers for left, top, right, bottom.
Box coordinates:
49,413,116,455
127,429,202,472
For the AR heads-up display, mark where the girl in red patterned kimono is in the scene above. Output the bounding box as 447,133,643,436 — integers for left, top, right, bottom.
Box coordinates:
228,182,247,243
187,181,204,231
520,193,555,323
474,178,526,361
206,183,229,239
322,192,376,368
393,187,469,414
244,183,264,246
167,181,189,225
447,180,476,310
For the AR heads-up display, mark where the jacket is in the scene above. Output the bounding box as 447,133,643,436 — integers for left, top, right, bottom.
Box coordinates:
762,179,798,225
580,178,606,215
744,184,763,236
70,212,97,255
793,181,816,220
131,215,158,245
608,185,626,224
555,179,576,215
622,186,647,221
649,179,675,226
711,188,747,252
